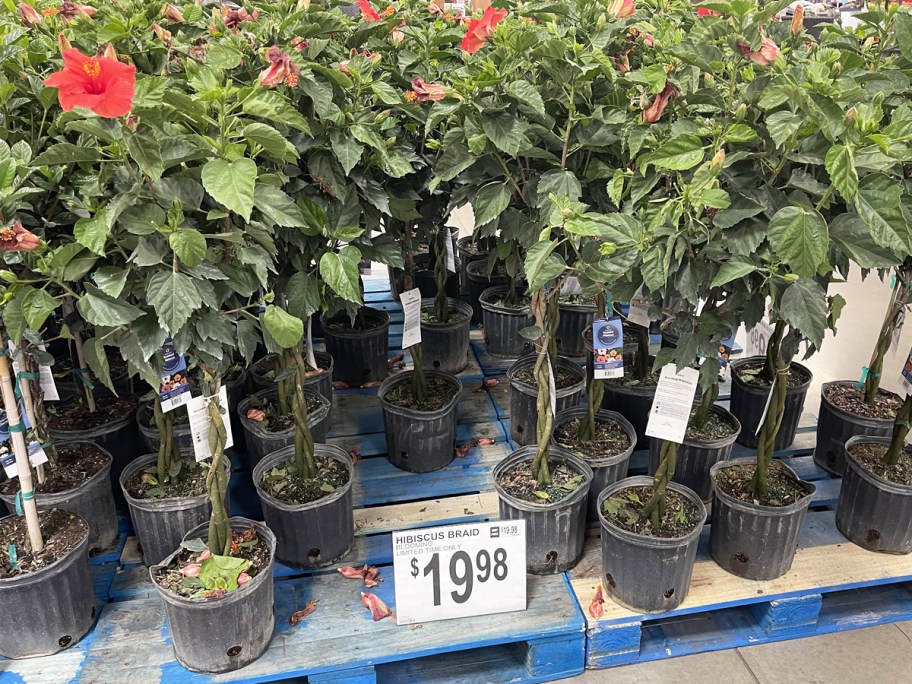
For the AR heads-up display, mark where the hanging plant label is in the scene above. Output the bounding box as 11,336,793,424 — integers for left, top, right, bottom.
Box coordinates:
0,446,16,479
627,291,651,328
26,441,48,468
755,376,778,436
718,332,737,369
159,339,192,413
188,386,234,462
445,232,456,273
645,365,699,444
8,341,59,401
400,287,423,349
560,276,581,296
592,317,624,379
902,345,912,394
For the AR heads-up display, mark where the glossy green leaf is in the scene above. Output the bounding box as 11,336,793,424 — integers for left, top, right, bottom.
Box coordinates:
767,205,828,278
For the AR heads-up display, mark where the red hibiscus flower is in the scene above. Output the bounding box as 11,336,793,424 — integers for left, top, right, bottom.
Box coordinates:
411,77,446,103
642,83,679,123
607,0,634,19
737,36,780,66
356,0,381,21
0,223,41,252
259,46,300,88
44,48,136,118
461,6,506,54
697,7,720,16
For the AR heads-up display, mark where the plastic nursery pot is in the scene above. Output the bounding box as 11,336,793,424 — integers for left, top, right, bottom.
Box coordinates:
508,355,585,447
0,513,95,659
836,436,912,554
411,252,459,300
321,307,390,387
138,402,193,459
494,445,593,574
466,259,511,326
600,375,657,451
419,298,473,375
813,381,896,477
729,357,812,451
647,406,742,502
479,286,535,359
598,477,706,613
253,444,354,568
457,236,489,296
556,300,596,358
249,351,335,426
0,443,117,554
119,453,232,566
238,388,331,470
378,370,462,473
552,407,636,523
709,458,816,580
151,517,276,674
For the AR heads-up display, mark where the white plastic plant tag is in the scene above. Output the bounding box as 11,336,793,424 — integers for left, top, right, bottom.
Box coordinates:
400,287,423,349
8,341,59,401
27,441,48,468
592,317,624,380
746,318,774,357
305,318,318,371
893,309,905,354
560,276,581,296
547,354,557,418
445,233,456,273
627,292,651,328
645,365,700,444
189,386,234,463
902,346,912,394
0,444,16,479
756,377,777,436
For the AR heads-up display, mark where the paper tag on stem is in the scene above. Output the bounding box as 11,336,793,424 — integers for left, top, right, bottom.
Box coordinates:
627,292,651,328
305,318,318,370
746,317,774,357
8,341,59,401
756,376,777,436
901,346,912,394
645,366,700,444
445,233,456,273
188,386,233,463
547,353,557,418
27,441,48,468
400,288,423,349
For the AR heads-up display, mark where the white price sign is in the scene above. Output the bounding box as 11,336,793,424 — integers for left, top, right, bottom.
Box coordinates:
746,318,774,357
393,520,526,625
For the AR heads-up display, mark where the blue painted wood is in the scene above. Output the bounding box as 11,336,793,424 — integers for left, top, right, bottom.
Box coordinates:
585,620,643,669
310,665,377,683
748,594,822,637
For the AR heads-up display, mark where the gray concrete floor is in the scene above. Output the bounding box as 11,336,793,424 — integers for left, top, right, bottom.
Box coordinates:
561,271,912,683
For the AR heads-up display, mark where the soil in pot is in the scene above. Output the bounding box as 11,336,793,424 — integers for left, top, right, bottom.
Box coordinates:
496,461,586,505
847,441,912,485
421,307,471,325
0,509,87,578
554,417,631,461
733,361,809,389
251,353,330,385
48,394,138,431
124,458,211,500
259,454,350,505
511,363,582,391
685,409,738,441
243,392,326,433
325,314,386,332
606,365,659,388
601,486,702,538
152,524,272,600
822,384,903,420
713,461,810,507
0,443,106,498
382,376,459,412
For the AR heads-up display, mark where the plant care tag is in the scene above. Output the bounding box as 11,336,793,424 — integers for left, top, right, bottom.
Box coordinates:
893,309,905,354
746,317,774,357
645,365,700,444
902,346,912,394
547,354,557,417
159,339,192,413
560,276,581,296
392,519,526,625
0,443,16,479
27,441,47,468
400,287,423,349
627,291,651,328
445,232,456,273
592,317,624,379
188,386,234,463
756,376,777,436
718,333,737,369
305,318,318,371
8,341,59,401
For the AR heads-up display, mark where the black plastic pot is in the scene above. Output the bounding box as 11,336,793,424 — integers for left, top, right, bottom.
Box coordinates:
321,308,390,387
138,402,193,458
813,381,895,477
50,399,141,508
420,298,472,375
249,351,335,426
600,380,657,450
479,286,534,359
0,513,95,659
457,236,489,296
729,357,812,451
598,477,706,613
556,301,596,357
836,436,912,554
238,388,330,470
466,259,511,325
152,517,276,674
391,253,459,300
253,444,354,568
494,446,593,574
552,407,636,522
378,370,461,473
508,355,585,447
120,453,231,566
0,443,117,554
647,406,742,502
709,458,815,580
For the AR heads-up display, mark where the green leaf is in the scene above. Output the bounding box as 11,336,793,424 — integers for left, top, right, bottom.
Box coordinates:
779,278,828,348
198,554,250,592
371,81,401,105
84,337,115,393
723,123,758,144
650,134,705,171
766,111,804,148
74,211,109,256
855,174,911,256
537,170,581,206
22,289,59,331
330,130,363,176
505,80,546,118
93,266,129,298
263,305,304,349
481,113,527,157
767,205,829,278
180,538,208,553
169,229,207,267
524,240,566,291
243,123,298,162
31,143,101,166
607,170,624,206
519,325,542,341
473,182,511,228
48,243,97,281
710,255,757,287
119,204,165,235
147,271,200,335
824,145,858,202
286,271,321,321
319,246,362,305
829,213,898,269
532,491,550,500
77,284,144,327
125,132,164,182
242,91,312,134
254,184,306,228
896,12,912,61
435,143,475,183
201,158,256,221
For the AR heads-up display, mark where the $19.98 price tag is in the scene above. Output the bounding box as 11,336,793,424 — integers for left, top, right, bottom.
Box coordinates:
392,520,526,625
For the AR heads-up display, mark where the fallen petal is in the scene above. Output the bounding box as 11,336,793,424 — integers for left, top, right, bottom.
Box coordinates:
332,381,350,390
290,600,319,626
348,444,361,462
361,592,392,621
362,380,382,388
589,586,604,619
198,549,211,561
338,566,364,579
387,353,404,368
364,577,380,588
237,572,251,586
454,444,472,458
362,565,381,583
473,437,495,447
180,563,201,577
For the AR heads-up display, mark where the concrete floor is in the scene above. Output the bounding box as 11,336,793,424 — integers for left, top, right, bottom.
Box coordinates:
561,271,912,683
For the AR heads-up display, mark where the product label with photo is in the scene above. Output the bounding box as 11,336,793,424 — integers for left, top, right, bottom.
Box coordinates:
159,339,192,413
592,317,624,379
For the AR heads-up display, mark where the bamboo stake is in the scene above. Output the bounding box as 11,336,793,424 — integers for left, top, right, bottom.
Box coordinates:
16,364,44,485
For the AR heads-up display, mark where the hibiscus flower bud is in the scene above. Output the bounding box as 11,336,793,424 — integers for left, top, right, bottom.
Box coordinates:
599,241,617,256
237,572,251,585
846,106,858,124
18,3,42,27
790,5,803,35
152,22,172,44
391,28,405,43
246,408,267,422
606,0,634,19
734,103,746,121
738,36,780,67
710,148,726,172
162,2,184,22
782,273,800,283
0,223,41,252
103,43,118,61
180,563,201,577
141,472,158,486
58,33,72,53
642,83,679,123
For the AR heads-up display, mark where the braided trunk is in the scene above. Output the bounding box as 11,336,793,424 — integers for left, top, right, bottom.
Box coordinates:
750,321,788,499
531,289,554,486
884,394,912,467
864,263,912,405
204,378,231,556
641,440,680,529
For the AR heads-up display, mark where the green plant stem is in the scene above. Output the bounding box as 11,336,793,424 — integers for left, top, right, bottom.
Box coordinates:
641,440,680,529
411,343,427,403
750,361,788,500
530,289,556,486
763,320,786,384
864,265,912,405
276,351,291,416
885,394,912,467
290,345,316,479
154,398,179,483
434,228,449,324
692,382,719,430
204,379,231,557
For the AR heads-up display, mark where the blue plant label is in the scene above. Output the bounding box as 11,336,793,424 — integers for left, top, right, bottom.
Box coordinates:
159,339,192,413
27,441,48,468
0,444,16,479
718,333,736,369
592,317,624,380
902,346,912,395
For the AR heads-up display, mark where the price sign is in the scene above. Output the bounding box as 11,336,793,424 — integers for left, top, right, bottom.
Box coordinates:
746,318,774,357
392,520,526,625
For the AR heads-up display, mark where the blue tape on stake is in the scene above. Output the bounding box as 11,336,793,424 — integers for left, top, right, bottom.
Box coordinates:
7,544,17,571
15,491,35,515
856,366,881,389
8,423,24,433
892,274,897,290
72,367,95,389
